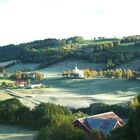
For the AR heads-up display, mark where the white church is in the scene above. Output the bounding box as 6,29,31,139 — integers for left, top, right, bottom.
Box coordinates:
72,65,85,78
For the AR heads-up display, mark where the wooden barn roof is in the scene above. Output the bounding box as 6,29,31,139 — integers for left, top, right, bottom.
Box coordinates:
73,111,124,135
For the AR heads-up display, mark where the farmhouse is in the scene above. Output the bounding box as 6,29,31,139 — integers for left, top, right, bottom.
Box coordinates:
72,65,84,78
73,111,124,136
15,80,42,89
16,80,27,88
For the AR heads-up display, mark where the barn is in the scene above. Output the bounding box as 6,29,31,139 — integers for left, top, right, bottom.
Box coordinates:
72,111,124,136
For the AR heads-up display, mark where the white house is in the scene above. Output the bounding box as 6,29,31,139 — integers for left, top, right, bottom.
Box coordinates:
72,65,84,78
27,83,42,89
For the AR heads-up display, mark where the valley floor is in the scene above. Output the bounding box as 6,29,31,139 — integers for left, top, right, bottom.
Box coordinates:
3,78,140,109
1,59,140,109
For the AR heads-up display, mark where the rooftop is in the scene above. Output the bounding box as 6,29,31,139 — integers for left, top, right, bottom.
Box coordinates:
74,111,124,135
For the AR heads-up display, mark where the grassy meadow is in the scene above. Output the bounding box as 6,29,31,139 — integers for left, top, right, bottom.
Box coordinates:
7,63,39,72
0,79,14,84
0,60,17,68
6,60,140,109
11,78,140,108
40,60,105,77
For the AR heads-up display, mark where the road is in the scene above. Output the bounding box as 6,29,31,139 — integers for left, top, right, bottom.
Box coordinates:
5,89,41,105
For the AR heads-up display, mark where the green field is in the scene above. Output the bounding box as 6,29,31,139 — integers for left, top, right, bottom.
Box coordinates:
41,78,140,107
39,60,105,78
7,60,105,76
0,60,17,68
0,79,14,84
7,63,39,72
5,60,140,108
109,42,137,52
11,77,140,109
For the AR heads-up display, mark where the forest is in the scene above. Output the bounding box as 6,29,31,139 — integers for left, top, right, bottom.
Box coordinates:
0,35,140,69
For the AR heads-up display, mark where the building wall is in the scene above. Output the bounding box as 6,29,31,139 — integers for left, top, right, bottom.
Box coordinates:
73,120,91,134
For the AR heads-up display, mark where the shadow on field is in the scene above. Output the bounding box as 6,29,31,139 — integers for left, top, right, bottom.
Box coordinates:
44,78,140,95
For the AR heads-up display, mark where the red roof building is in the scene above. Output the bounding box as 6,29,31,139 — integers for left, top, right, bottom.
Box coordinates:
72,111,124,135
16,80,27,88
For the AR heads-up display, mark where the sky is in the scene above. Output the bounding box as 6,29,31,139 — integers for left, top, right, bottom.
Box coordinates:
0,0,140,45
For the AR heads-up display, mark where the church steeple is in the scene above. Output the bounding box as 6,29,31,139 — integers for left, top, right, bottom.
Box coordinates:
73,64,85,78
75,64,78,71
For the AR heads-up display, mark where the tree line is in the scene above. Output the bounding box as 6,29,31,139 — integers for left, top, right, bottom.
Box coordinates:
121,35,140,43
0,36,140,70
107,95,140,140
62,68,134,80
10,70,43,80
0,98,73,130
72,102,130,119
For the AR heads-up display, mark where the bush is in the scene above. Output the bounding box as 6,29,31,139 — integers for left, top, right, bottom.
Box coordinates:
34,122,86,140
107,95,140,140
0,98,28,124
31,102,72,129
0,99,73,130
72,102,130,119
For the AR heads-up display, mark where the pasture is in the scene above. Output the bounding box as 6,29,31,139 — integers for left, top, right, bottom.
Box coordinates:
6,60,140,109
109,42,137,52
11,78,140,109
40,59,105,78
0,60,17,68
0,79,14,84
7,60,105,76
7,63,39,72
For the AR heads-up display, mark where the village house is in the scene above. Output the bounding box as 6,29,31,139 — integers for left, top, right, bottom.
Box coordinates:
72,111,124,136
16,80,42,89
27,83,42,89
16,80,27,88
